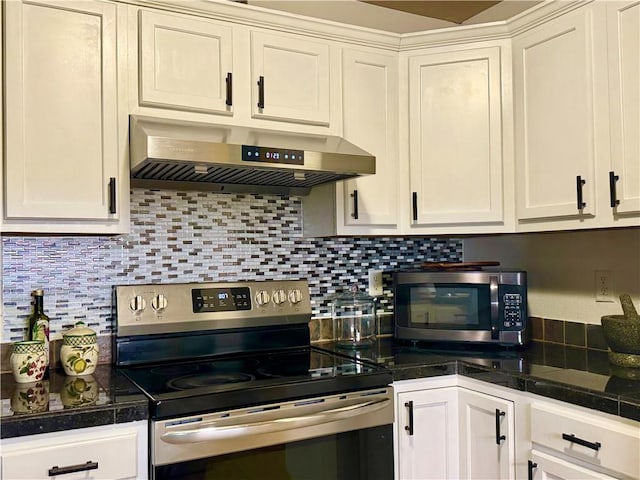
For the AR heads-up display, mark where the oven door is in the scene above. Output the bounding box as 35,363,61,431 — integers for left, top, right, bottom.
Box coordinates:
152,387,394,480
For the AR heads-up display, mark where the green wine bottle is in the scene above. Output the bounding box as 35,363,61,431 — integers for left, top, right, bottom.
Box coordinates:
28,289,50,367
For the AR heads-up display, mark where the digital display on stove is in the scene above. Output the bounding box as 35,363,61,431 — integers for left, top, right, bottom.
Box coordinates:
241,145,304,165
192,287,251,313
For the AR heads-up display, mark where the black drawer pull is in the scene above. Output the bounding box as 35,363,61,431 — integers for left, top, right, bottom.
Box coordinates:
49,461,98,476
609,171,620,208
576,175,586,210
495,409,506,444
108,177,116,214
257,76,265,109
562,433,601,451
404,400,414,436
527,460,538,480
225,72,233,106
351,190,358,219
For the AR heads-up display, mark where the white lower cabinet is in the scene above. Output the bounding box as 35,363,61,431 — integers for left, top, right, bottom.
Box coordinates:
396,385,459,480
528,450,618,480
0,421,148,480
394,377,640,480
458,388,515,480
394,377,516,480
529,400,640,480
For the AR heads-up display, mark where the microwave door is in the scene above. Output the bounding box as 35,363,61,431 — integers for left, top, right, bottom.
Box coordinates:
407,285,489,330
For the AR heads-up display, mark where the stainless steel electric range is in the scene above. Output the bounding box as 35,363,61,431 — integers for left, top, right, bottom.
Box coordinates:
114,280,394,480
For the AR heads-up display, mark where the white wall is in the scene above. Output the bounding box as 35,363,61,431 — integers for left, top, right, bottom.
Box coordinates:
464,228,640,325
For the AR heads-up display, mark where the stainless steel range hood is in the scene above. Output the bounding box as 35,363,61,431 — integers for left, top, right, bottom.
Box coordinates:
129,116,375,196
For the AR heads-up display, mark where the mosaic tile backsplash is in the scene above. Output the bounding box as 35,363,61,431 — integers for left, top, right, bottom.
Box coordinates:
2,189,462,342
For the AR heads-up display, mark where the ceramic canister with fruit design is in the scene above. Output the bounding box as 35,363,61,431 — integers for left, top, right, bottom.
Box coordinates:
10,340,47,383
60,321,99,376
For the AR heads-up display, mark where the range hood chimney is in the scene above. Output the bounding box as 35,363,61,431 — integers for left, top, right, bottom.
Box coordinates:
129,116,375,196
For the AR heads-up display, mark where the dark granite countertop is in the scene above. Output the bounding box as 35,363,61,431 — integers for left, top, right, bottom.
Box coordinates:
0,365,148,439
318,338,640,423
3,339,640,439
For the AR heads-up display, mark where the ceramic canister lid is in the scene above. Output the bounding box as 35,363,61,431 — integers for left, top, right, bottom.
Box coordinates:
62,321,97,346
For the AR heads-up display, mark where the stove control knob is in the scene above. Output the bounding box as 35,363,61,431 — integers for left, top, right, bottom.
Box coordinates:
255,290,271,306
129,295,146,313
288,289,302,304
272,289,287,305
151,294,168,312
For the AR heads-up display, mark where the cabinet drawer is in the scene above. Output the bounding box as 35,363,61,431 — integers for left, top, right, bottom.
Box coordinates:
530,402,640,479
1,428,139,479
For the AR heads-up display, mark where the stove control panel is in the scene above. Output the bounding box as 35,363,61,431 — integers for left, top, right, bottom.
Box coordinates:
114,280,312,337
192,287,251,313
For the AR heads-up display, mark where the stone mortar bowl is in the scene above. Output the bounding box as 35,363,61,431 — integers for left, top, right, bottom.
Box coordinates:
601,314,640,367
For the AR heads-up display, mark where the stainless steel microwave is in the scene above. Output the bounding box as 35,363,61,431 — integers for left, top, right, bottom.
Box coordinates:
393,270,529,346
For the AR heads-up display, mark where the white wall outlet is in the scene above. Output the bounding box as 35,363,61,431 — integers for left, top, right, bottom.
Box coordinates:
595,270,614,302
368,269,383,297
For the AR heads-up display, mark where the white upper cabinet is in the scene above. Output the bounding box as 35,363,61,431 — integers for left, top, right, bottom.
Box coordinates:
138,10,233,115
131,8,334,132
513,4,605,223
3,0,129,233
341,48,398,229
606,1,640,216
250,30,330,126
302,46,399,236
405,43,513,233
513,1,639,231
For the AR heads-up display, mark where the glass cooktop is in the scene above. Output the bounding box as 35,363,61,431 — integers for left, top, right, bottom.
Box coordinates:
119,347,391,419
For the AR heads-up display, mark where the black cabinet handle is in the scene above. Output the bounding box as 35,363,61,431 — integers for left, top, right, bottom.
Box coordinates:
412,192,418,221
257,76,265,109
527,460,538,480
404,400,414,436
495,409,506,444
225,72,233,106
351,190,359,219
562,433,601,451
609,171,620,208
108,177,116,214
49,461,98,476
576,175,586,210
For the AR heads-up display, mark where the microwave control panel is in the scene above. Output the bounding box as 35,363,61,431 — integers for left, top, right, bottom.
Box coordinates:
500,286,527,330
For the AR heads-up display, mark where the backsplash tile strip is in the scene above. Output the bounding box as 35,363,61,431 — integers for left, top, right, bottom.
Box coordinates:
2,188,462,342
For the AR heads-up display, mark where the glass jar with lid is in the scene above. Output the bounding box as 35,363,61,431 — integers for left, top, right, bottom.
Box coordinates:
330,286,377,348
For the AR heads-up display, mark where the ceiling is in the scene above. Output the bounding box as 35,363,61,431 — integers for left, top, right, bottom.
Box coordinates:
361,1,502,24
246,0,542,33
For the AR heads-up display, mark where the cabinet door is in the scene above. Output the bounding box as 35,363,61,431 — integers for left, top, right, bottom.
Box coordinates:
607,1,640,215
397,388,459,480
341,48,398,228
250,30,330,125
138,9,233,115
458,388,515,480
528,450,618,480
4,0,121,222
513,5,605,221
408,46,504,226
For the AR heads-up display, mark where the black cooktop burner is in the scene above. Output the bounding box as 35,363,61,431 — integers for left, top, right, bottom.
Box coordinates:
119,347,391,419
168,372,255,390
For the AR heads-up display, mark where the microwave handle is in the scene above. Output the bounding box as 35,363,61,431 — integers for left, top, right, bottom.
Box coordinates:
490,276,500,340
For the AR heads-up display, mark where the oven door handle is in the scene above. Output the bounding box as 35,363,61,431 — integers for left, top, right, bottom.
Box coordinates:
160,396,391,444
